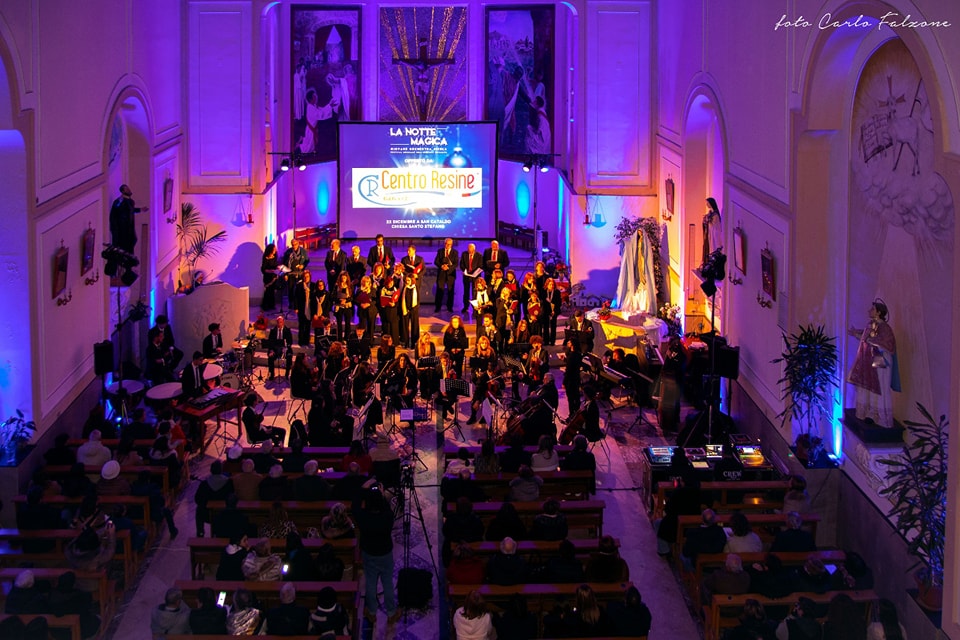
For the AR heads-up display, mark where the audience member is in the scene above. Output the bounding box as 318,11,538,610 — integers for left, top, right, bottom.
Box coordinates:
484,502,527,542
530,435,559,472
771,511,817,553
330,461,368,503
283,531,319,581
226,588,263,635
453,590,496,640
586,534,629,582
682,508,728,569
341,439,373,474
441,467,487,504
113,438,143,466
188,586,228,635
315,542,346,581
775,596,822,640
724,512,763,554
149,588,192,639
446,447,474,476
216,534,250,580
701,554,751,605
258,501,297,539
321,502,356,540
792,556,831,594
48,570,101,639
232,458,263,501
293,460,332,501
656,471,704,555
546,539,585,583
447,543,487,584
280,440,309,473
473,439,501,474
264,583,310,635
60,462,95,498
725,598,776,640
560,434,596,472
508,465,543,502
43,433,76,467
498,436,532,473
607,585,652,638
443,497,485,565
64,522,116,572
194,460,234,537
831,551,874,591
544,584,609,638
493,594,537,640
242,539,283,581
5,570,49,614
782,475,812,514
76,430,111,472
747,553,794,599
353,480,399,624
258,464,290,501
131,469,179,540
530,498,568,541
96,460,130,496
308,586,350,637
867,598,906,640
486,537,527,586
212,493,253,540
250,439,281,474
822,593,867,640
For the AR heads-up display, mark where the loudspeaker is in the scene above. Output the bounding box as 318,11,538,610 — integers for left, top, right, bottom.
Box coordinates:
715,344,740,380
396,567,432,609
93,341,114,376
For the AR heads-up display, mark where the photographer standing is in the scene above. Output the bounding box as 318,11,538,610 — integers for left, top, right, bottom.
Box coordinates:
353,479,399,625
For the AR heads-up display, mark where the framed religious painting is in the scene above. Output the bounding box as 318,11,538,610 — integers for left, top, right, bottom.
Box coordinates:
53,246,68,298
291,5,362,163
378,6,468,122
163,177,174,214
760,247,775,299
664,178,675,216
81,228,96,276
732,227,745,275
485,5,555,159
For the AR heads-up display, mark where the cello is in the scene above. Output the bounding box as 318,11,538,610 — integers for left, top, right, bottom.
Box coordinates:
559,408,587,445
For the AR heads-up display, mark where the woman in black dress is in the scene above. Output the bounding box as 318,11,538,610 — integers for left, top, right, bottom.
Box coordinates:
260,243,280,311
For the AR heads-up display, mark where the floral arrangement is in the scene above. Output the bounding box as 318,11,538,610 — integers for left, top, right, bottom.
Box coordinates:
658,303,683,336
614,216,646,244
598,300,612,321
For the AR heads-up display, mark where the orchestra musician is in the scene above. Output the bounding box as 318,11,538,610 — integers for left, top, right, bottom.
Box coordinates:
290,352,320,399
479,314,500,352
366,233,395,271
181,350,209,398
282,238,310,305
355,276,378,337
542,278,562,346
459,243,483,314
520,272,538,319
399,274,420,349
488,269,505,300
312,280,331,355
400,244,425,285
495,287,515,343
561,338,584,414
526,292,543,338
467,350,497,426
581,386,604,443
266,315,294,380
260,243,280,311
324,238,347,292
433,238,458,313
202,322,224,359
333,272,354,341
510,318,532,349
378,274,401,344
503,270,521,326
145,330,174,384
523,335,549,393
436,351,458,418
482,240,509,282
471,280,494,336
610,347,649,407
376,334,396,375
322,340,349,385
442,315,469,378
242,392,286,446
416,333,439,399
148,315,184,370
658,336,686,433
385,353,418,411
567,309,596,354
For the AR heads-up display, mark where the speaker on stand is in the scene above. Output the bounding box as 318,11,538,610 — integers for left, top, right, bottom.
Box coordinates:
93,340,115,409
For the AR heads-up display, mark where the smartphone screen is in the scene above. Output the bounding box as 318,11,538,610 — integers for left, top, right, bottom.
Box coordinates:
217,591,227,607
282,563,289,574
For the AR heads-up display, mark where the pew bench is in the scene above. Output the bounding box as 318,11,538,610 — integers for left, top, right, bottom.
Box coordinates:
674,512,821,562
14,495,153,541
471,500,605,538
0,614,82,640
0,568,114,623
651,479,792,519
43,464,178,506
206,500,346,531
187,537,359,580
0,528,138,586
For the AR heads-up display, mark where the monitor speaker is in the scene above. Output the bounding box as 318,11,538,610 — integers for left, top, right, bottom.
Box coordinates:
93,341,114,376
715,344,740,380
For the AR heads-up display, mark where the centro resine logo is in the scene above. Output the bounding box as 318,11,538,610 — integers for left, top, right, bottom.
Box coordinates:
353,168,482,209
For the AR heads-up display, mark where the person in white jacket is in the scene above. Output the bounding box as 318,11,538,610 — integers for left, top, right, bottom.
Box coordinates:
453,590,497,640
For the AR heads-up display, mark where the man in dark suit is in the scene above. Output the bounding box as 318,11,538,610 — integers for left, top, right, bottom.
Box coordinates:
459,243,483,313
293,270,319,346
282,238,310,305
482,240,509,282
366,233,395,271
400,244,425,285
109,183,148,253
201,323,223,359
433,237,458,313
147,315,183,369
145,330,174,384
680,508,728,569
345,245,367,289
181,351,208,398
566,309,595,353
267,316,294,379
324,238,346,291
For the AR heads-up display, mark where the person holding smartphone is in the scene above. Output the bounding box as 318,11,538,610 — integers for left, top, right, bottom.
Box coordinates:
353,478,399,625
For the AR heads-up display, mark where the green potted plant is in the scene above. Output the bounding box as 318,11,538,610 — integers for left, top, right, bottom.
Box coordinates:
0,410,36,466
878,403,947,611
772,324,839,466
177,202,227,293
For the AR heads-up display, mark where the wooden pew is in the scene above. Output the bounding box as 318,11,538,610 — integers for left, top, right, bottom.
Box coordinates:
170,637,350,640
704,589,877,640
471,500,605,538
13,495,153,539
674,512,822,561
0,527,138,586
174,580,359,631
223,447,351,473
463,538,617,564
206,500,345,531
442,443,574,462
187,537,359,580
651,479,792,519
0,614,82,640
0,568,114,623
448,582,631,636
444,470,595,504
43,464,177,505
688,549,846,605
67,438,155,450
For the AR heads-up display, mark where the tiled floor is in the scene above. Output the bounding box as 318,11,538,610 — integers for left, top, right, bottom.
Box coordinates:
108,304,700,640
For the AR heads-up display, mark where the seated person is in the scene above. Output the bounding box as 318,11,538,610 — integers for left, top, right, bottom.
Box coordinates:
242,393,285,446
530,498,568,541
700,553,751,606
486,536,527,586
585,534,629,582
770,511,817,553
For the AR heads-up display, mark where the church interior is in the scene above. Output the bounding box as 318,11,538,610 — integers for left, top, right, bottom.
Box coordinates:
0,1,959,639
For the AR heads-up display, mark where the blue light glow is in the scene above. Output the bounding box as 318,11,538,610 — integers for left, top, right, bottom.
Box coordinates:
316,180,330,216
516,182,531,219
831,390,843,460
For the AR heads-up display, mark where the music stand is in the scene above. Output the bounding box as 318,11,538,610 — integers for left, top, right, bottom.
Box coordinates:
398,406,430,470
440,378,471,441
624,367,657,435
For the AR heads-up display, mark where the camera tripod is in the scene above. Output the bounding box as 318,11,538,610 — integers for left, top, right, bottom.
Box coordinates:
394,463,440,620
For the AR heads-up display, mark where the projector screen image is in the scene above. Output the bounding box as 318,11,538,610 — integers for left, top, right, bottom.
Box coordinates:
338,122,498,239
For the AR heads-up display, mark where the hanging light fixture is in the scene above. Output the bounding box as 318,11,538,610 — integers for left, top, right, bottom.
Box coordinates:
280,158,290,171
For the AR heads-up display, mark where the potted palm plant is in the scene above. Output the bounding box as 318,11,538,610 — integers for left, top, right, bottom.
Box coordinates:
0,410,35,466
878,403,947,611
177,202,227,293
772,324,839,466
